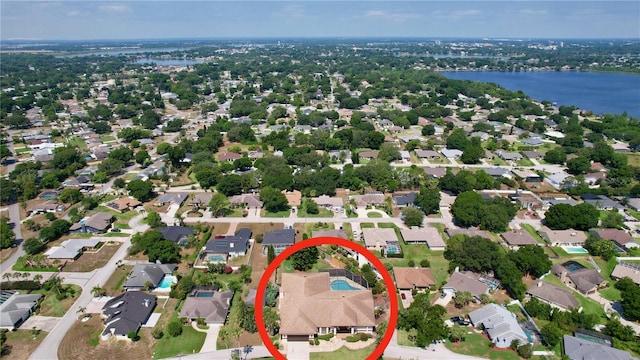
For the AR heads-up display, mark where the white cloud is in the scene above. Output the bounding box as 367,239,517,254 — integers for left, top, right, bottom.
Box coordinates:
432,9,481,20
99,4,131,13
66,10,80,17
363,9,421,22
519,9,548,16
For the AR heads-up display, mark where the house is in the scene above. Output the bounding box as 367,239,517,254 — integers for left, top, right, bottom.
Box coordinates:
45,238,101,261
538,227,587,246
512,169,542,183
443,270,490,300
546,172,574,190
415,150,441,160
610,262,640,286
625,198,640,211
262,228,295,255
563,334,637,360
190,193,213,210
542,196,579,208
218,152,242,162
482,167,512,179
362,228,397,251
469,131,490,141
523,151,543,159
446,227,492,239
122,263,176,291
69,212,114,233
28,200,65,215
584,172,607,185
351,192,386,208
358,151,378,160
495,150,523,161
279,272,375,341
0,291,42,330
423,167,447,179
440,148,463,159
522,138,544,147
400,227,445,250
581,194,623,211
526,281,579,311
105,197,142,213
551,263,607,295
155,192,188,207
393,192,416,207
393,267,436,290
158,226,195,246
312,195,344,212
312,229,348,239
101,292,156,340
589,229,639,250
500,230,538,249
204,228,252,262
229,193,263,209
282,190,302,208
179,290,233,325
468,304,529,349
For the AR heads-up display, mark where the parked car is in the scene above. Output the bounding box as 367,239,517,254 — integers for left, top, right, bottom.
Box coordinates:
111,228,121,233
439,292,447,299
401,293,406,300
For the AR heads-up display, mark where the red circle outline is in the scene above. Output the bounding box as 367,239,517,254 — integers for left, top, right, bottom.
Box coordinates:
254,236,398,360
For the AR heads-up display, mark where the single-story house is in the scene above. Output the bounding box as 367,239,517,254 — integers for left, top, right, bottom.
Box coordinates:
204,228,252,262
469,304,529,349
359,151,378,160
158,226,195,246
551,263,607,295
563,334,636,360
122,263,176,291
190,193,213,210
538,227,587,246
282,190,302,208
262,228,295,255
179,290,234,325
482,167,513,179
393,192,417,207
545,172,575,190
589,229,639,250
526,281,579,311
584,172,607,185
500,230,539,249
581,194,623,211
522,138,544,147
523,151,543,159
69,212,114,234
28,200,65,215
218,152,242,162
312,229,348,239
415,150,441,160
44,238,101,261
443,270,490,300
155,192,188,207
229,193,263,209
400,227,445,250
362,228,397,251
610,262,640,286
393,267,436,290
441,148,463,159
279,272,375,341
495,150,523,161
105,197,142,213
423,168,447,179
351,193,386,208
512,169,542,183
101,292,156,340
312,195,344,212
0,291,42,330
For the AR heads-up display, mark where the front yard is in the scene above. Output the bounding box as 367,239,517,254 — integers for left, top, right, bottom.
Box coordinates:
2,329,48,360
445,332,520,360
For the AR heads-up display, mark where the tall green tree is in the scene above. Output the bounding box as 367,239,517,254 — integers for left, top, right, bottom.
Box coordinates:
290,246,319,271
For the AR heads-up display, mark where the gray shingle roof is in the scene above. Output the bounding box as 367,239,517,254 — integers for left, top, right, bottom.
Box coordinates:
563,335,637,360
102,292,156,337
263,228,295,246
122,263,176,289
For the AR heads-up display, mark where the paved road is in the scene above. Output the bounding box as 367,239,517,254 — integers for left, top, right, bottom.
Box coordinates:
29,213,148,360
1,202,26,274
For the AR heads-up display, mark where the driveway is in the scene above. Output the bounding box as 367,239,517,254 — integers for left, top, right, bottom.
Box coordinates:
286,341,310,360
434,292,453,307
21,315,60,332
200,324,221,353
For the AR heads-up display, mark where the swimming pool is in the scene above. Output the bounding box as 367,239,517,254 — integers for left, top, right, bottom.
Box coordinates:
562,260,586,272
195,292,214,297
157,275,176,290
330,279,359,291
208,255,225,262
563,246,588,254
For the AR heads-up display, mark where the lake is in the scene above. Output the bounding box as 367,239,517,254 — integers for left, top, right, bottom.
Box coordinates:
135,58,202,66
440,71,640,118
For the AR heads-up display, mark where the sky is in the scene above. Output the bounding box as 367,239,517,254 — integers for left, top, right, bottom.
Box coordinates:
1,1,639,41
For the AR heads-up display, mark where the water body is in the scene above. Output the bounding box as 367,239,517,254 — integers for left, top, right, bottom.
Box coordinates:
62,47,192,57
440,71,640,118
135,58,201,66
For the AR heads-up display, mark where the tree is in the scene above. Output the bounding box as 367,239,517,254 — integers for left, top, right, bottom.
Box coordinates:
453,291,473,309
584,236,617,260
517,344,533,359
113,178,126,189
378,143,401,162
23,238,44,255
543,148,566,164
540,322,563,347
263,307,280,336
166,320,183,337
444,235,501,273
600,210,624,229
108,147,134,163
217,175,243,196
0,218,15,249
446,128,470,150
135,150,150,166
422,124,435,136
460,145,483,164
509,245,552,278
414,186,440,215
208,193,230,217
572,203,599,231
290,246,319,271
265,282,279,307
98,158,124,176
602,318,636,342
147,240,181,263
450,191,484,228
495,259,526,301
449,326,467,342
260,187,290,213
241,304,258,333
145,211,165,228
58,188,83,204
402,207,425,227
566,156,590,175
543,204,576,230
126,180,154,202
304,199,319,215
91,285,107,297
397,293,449,347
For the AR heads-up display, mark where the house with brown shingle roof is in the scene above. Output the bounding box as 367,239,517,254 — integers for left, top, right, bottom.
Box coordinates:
552,263,607,295
526,281,579,311
589,228,639,250
351,193,386,208
282,190,302,207
393,267,436,290
105,197,142,213
400,227,445,250
279,272,375,341
538,227,587,246
443,270,490,300
362,228,397,251
500,230,538,250
229,193,263,209
358,151,378,160
218,152,242,162
611,262,640,285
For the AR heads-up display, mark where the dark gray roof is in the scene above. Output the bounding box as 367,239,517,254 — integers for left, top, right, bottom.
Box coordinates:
234,228,252,240
0,291,42,328
205,236,248,254
102,292,156,337
263,228,295,246
158,226,195,243
123,263,176,289
563,335,637,360
393,192,417,206
179,290,234,324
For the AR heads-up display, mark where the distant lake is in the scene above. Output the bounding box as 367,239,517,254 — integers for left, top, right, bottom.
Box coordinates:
135,58,202,66
62,47,192,57
440,71,640,118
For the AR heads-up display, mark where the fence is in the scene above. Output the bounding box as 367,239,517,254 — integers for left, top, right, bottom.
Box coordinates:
318,268,369,289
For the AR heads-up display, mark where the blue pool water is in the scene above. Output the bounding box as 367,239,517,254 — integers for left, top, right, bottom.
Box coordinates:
195,292,214,297
330,279,359,291
208,255,225,262
158,276,175,289
564,247,588,254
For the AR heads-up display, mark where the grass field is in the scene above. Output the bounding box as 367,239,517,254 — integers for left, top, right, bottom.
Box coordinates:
67,137,87,149
520,224,546,244
154,325,206,359
367,212,383,218
33,284,82,317
310,344,376,360
3,328,47,360
262,209,291,218
445,332,520,360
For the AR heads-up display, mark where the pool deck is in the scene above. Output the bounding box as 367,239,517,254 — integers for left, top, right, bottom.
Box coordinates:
328,276,367,290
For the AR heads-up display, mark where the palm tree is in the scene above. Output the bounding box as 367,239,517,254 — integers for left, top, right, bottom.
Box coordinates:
33,274,43,283
76,307,86,316
2,273,11,282
91,285,106,297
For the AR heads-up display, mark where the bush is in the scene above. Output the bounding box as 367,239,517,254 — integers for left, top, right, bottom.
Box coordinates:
255,233,263,243
407,260,415,267
420,259,430,267
309,340,314,345
517,344,533,359
346,333,372,342
151,328,164,339
317,333,334,341
0,280,41,290
127,331,140,341
166,320,183,337
314,338,319,345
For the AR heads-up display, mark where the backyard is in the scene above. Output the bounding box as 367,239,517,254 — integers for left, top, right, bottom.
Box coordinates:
2,329,48,360
33,284,82,317
61,242,122,272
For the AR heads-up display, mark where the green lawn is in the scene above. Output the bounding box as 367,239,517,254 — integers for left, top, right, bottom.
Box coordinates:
95,206,139,221
445,332,520,360
154,326,206,359
263,210,291,218
516,158,535,166
310,344,376,360
67,137,87,149
100,135,117,142
599,287,621,301
32,285,82,317
520,224,546,244
367,212,383,218
14,147,31,154
123,173,137,181
298,207,333,218
360,223,375,229
114,222,131,229
542,275,607,322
